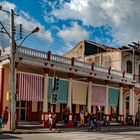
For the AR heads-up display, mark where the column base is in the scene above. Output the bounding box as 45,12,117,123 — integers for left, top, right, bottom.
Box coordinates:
127,115,134,125
118,115,124,125
41,112,49,128
67,113,73,127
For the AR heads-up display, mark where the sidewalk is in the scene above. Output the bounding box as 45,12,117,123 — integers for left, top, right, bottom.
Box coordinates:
1,125,140,134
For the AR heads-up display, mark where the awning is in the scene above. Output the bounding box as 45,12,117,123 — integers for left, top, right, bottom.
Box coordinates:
48,78,68,103
108,87,120,107
72,81,88,105
18,72,44,101
91,85,106,106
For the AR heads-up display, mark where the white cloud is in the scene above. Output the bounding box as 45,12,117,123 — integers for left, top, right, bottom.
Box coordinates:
51,0,140,46
1,1,16,10
57,22,89,42
0,1,53,43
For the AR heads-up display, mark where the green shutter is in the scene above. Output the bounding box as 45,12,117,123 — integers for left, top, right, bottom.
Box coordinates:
57,79,68,103
108,87,120,107
48,78,68,104
48,78,53,103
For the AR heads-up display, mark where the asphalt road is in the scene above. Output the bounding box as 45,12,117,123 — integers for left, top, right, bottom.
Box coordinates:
1,131,140,140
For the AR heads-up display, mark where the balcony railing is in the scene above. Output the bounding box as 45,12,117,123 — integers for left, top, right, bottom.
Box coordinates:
2,47,135,85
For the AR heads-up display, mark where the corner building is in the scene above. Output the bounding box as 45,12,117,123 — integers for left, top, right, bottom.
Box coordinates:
0,40,138,129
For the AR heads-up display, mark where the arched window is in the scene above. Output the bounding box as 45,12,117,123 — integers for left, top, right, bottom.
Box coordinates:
126,61,132,73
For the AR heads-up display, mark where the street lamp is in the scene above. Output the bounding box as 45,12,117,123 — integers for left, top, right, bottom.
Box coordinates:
15,26,39,53
10,9,39,130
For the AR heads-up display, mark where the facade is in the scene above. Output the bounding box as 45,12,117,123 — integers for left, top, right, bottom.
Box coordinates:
0,41,139,129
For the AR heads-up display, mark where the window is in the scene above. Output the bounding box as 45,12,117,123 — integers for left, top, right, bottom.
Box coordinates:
127,61,132,73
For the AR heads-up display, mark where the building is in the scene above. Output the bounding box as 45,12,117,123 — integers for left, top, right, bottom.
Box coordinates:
0,40,138,129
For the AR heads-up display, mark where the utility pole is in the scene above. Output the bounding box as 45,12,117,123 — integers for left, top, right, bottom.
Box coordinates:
10,9,16,130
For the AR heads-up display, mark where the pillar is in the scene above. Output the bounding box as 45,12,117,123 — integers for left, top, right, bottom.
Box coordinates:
118,84,124,125
119,86,123,115
129,87,134,116
43,68,49,112
87,78,92,113
104,80,109,121
128,86,134,125
67,73,73,127
67,73,73,112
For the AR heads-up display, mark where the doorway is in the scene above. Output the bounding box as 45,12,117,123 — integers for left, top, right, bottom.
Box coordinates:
125,96,129,122
16,101,28,121
97,106,104,121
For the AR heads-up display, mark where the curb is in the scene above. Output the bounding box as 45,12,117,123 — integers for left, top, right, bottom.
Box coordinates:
0,129,61,134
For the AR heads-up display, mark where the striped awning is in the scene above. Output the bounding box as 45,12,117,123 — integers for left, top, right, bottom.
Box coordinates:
91,85,106,106
17,72,44,101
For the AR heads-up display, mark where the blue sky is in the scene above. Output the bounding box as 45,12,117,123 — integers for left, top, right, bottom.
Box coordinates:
0,0,140,55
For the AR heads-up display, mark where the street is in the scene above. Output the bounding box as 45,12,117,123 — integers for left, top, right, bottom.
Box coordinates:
0,131,140,140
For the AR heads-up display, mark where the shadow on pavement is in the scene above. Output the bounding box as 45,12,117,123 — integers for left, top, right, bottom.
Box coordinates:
0,134,22,139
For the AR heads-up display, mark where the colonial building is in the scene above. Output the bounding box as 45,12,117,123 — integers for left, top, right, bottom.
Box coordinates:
0,40,138,129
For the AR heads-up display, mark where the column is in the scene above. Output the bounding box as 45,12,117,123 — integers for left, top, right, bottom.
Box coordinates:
104,81,109,121
129,87,134,116
42,68,49,127
43,68,49,112
67,73,73,127
67,73,73,112
118,84,124,124
87,80,92,113
128,86,134,125
119,86,123,115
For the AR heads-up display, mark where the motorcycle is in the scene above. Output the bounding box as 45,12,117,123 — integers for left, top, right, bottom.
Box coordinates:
87,120,101,132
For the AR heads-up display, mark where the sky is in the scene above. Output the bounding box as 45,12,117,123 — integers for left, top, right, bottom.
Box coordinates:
0,0,140,55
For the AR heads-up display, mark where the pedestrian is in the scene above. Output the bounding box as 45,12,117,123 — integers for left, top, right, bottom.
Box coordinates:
52,113,57,129
73,115,78,127
103,116,108,127
135,112,139,126
0,115,3,128
84,109,89,124
3,106,8,124
80,109,84,126
48,112,53,130
64,106,70,124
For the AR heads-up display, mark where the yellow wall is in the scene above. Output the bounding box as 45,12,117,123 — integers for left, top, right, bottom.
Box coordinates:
3,65,10,112
76,104,80,113
32,101,37,112
56,103,60,113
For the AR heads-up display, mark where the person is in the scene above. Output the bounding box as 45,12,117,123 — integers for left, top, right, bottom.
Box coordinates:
0,115,3,128
48,112,53,130
103,116,108,127
80,109,84,126
64,106,70,124
3,106,8,124
135,112,139,126
52,113,57,129
84,109,89,124
73,115,78,127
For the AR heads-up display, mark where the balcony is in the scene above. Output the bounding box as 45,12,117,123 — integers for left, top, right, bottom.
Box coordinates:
1,47,135,86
